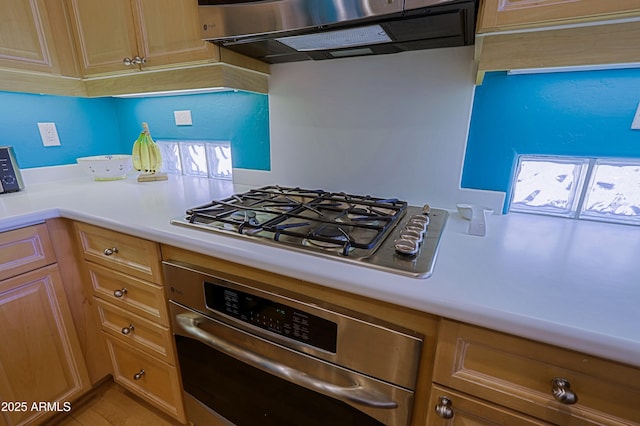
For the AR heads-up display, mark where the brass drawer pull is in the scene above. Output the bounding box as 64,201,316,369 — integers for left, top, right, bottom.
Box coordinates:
113,288,127,298
121,324,135,335
551,377,578,404
435,396,454,419
103,247,118,256
133,369,145,380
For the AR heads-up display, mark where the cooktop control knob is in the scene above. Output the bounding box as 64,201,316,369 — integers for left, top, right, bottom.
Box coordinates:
395,213,431,256
394,238,419,255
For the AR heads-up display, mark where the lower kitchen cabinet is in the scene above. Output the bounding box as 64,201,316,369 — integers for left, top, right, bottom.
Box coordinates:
0,224,90,426
104,336,184,422
74,222,186,423
0,265,90,426
430,319,640,425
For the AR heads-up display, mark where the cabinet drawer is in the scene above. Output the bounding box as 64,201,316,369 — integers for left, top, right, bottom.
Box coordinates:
426,384,547,425
0,224,56,281
433,320,640,425
95,297,174,363
87,262,168,325
105,336,185,423
75,222,162,283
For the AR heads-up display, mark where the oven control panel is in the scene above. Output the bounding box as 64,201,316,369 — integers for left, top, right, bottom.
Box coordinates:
205,282,337,353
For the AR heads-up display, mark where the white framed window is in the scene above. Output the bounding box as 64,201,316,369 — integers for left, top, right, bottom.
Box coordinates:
510,155,640,226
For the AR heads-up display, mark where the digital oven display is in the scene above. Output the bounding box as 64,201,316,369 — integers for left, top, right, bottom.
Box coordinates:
204,282,337,353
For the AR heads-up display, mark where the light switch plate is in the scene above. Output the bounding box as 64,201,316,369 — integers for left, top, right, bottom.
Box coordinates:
37,122,61,146
174,110,192,126
631,102,640,130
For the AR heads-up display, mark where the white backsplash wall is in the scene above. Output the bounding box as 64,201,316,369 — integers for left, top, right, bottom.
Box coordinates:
234,46,504,211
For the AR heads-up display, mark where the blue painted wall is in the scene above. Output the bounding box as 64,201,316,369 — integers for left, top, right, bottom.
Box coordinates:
115,92,269,170
0,92,121,168
462,70,640,211
0,90,269,170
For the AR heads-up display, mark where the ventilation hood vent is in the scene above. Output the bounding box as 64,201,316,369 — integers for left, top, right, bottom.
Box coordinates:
198,0,477,64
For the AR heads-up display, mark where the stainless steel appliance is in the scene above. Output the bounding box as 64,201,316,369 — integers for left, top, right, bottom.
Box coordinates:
197,0,477,63
171,185,448,278
0,146,24,194
165,261,424,426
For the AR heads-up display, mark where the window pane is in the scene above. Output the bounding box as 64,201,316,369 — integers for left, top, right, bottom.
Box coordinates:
580,159,640,225
179,142,208,177
510,156,589,217
157,141,182,175
206,142,233,180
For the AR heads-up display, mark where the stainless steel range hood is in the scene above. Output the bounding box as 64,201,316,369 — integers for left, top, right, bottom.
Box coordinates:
198,0,477,64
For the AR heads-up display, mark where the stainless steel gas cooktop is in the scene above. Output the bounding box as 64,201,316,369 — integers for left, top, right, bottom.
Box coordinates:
171,185,448,278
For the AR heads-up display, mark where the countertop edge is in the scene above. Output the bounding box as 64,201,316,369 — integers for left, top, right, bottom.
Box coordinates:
54,209,640,369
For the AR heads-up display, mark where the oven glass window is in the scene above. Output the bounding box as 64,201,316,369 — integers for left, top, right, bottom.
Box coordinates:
176,335,385,426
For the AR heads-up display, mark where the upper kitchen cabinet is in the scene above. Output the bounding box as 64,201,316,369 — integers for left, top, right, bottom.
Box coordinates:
475,0,640,84
66,0,216,77
477,0,640,33
0,0,85,96
66,0,269,95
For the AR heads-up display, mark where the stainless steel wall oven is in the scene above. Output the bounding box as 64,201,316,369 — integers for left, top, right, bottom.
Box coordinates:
164,261,424,426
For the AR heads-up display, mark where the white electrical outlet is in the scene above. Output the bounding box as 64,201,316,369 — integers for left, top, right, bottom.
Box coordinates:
632,102,640,130
37,122,61,146
174,110,192,126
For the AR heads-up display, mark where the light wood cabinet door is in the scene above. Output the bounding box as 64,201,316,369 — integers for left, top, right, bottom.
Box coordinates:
478,0,640,33
0,265,90,426
133,0,215,70
0,0,84,96
67,0,215,77
0,0,59,73
0,0,79,79
66,0,140,76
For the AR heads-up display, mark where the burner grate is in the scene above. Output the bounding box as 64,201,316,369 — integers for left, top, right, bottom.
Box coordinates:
183,186,407,255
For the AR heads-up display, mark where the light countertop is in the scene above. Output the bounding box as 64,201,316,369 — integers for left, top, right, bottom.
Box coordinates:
2,166,639,368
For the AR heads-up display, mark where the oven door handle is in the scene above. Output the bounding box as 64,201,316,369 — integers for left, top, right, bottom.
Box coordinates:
176,312,399,409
